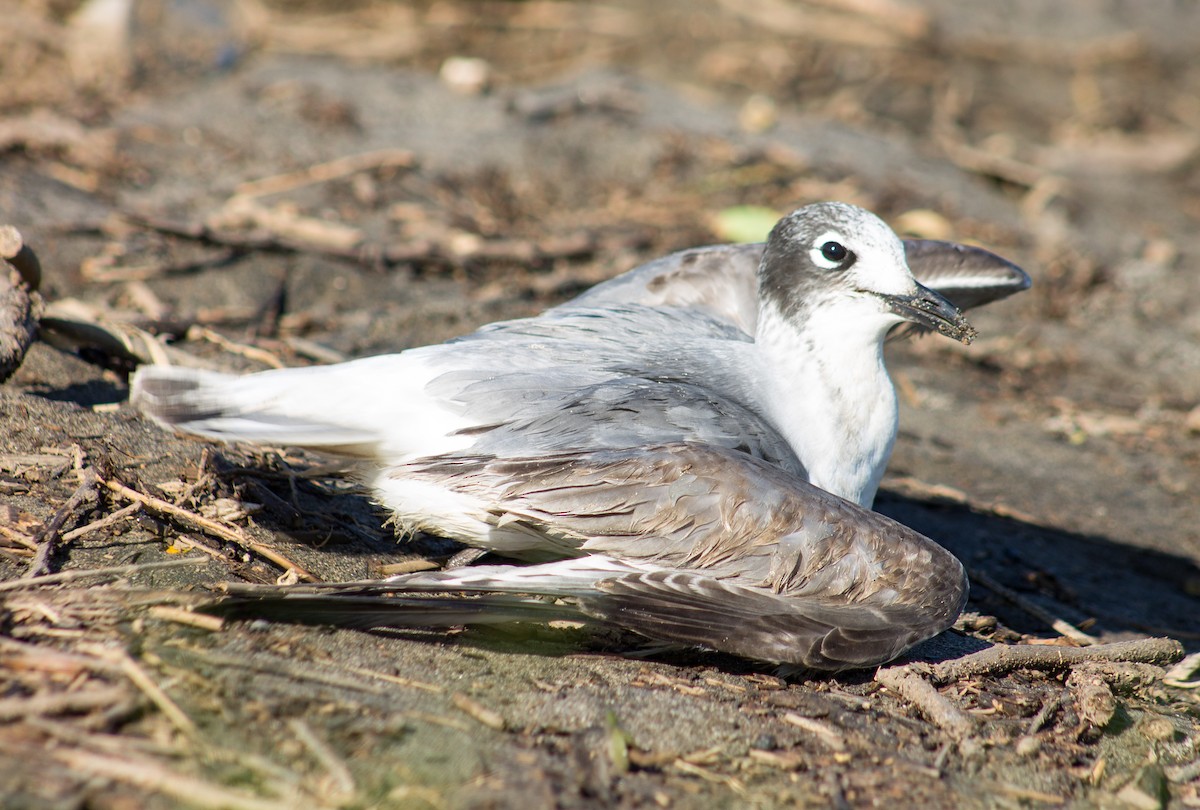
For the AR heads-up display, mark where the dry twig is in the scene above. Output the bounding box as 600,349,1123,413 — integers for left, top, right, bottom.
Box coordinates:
671,759,747,795
968,567,1099,646
931,82,1046,188
232,149,417,200
25,466,101,578
874,665,974,740
59,501,141,543
86,645,197,736
345,666,443,693
53,748,309,810
125,207,619,273
0,685,131,721
103,477,318,582
715,0,928,47
0,522,38,552
287,719,356,799
0,110,114,168
147,605,225,632
0,635,123,676
80,246,240,283
926,638,1183,684
451,693,507,731
781,713,847,751
188,325,287,369
0,557,207,592
1024,693,1064,735
178,648,389,695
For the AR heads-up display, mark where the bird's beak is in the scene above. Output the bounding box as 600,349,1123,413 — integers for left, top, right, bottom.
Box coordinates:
880,283,977,344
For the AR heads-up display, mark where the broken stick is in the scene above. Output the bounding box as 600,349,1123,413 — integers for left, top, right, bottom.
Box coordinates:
103,477,318,582
25,467,102,578
926,637,1183,684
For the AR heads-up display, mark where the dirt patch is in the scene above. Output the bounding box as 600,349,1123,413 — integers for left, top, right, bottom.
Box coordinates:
2,1,1199,808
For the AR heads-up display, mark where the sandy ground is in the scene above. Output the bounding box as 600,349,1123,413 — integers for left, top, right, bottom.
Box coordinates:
1,1,1199,808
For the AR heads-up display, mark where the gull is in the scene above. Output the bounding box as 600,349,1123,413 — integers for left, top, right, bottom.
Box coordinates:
130,201,1003,668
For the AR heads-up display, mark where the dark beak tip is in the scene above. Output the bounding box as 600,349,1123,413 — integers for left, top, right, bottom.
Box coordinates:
948,319,978,345
880,286,977,344
919,285,976,344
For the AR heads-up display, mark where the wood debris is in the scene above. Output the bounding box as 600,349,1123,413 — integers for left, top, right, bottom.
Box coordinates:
0,225,43,382
451,693,507,731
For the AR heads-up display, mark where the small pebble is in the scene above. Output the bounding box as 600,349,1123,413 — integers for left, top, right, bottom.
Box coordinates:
751,733,777,751
894,209,954,241
738,94,778,134
1015,736,1041,756
1185,404,1200,435
1140,717,1177,741
1116,762,1168,810
440,56,492,95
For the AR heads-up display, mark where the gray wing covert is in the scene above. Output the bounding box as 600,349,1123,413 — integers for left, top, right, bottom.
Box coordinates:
560,244,764,334
452,376,802,475
422,306,786,466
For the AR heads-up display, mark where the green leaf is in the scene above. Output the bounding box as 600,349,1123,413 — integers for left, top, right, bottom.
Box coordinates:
710,205,780,244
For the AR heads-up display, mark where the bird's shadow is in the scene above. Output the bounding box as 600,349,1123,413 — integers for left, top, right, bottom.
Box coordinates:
874,490,1199,651
26,378,127,408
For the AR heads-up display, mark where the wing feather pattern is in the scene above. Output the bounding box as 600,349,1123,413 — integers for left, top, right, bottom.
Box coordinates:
230,442,970,670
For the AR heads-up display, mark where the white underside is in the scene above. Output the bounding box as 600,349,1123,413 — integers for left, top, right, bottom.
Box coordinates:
753,301,901,507
391,555,659,593
371,473,585,560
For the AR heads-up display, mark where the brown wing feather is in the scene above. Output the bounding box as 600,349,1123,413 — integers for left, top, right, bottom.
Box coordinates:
581,568,965,670
405,442,967,667
421,443,949,590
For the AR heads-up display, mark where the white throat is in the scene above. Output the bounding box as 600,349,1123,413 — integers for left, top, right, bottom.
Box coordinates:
752,302,899,507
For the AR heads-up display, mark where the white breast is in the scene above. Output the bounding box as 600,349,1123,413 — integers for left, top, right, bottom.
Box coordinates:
751,303,899,507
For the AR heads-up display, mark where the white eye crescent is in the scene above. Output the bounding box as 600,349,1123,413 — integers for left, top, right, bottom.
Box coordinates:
809,232,856,271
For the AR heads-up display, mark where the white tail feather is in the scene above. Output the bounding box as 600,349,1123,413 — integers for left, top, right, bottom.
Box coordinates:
130,353,478,461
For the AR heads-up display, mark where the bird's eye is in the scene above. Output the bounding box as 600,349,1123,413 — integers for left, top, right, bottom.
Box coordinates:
821,241,848,262
810,239,856,270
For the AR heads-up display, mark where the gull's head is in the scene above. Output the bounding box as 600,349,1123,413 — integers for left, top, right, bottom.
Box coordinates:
757,202,976,344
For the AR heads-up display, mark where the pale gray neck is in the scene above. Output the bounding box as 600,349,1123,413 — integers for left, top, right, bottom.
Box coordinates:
751,303,899,507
